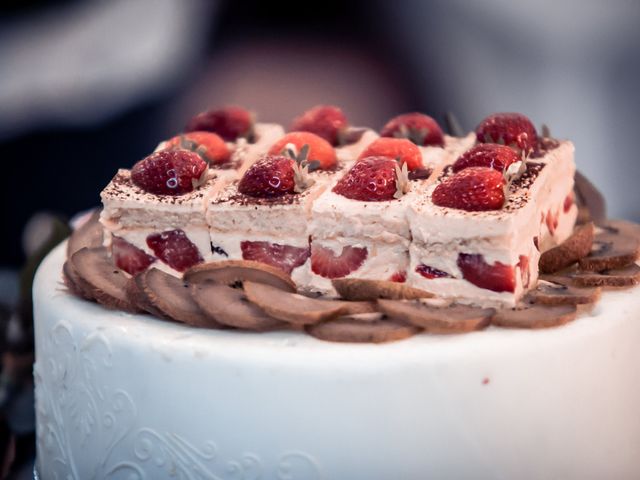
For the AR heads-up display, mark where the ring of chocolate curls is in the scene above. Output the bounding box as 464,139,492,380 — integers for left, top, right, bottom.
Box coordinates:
63,173,640,343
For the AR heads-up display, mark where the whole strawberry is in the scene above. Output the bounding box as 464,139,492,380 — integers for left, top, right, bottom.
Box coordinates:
475,112,537,154
290,105,348,146
131,150,207,196
163,131,230,166
238,155,296,198
380,113,445,147
452,143,520,173
359,137,423,171
333,156,407,202
185,106,254,141
432,167,505,211
269,132,337,170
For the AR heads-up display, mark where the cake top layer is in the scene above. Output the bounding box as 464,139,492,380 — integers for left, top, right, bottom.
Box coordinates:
101,169,221,209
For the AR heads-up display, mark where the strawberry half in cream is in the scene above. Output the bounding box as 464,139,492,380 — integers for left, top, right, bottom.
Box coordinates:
308,156,412,295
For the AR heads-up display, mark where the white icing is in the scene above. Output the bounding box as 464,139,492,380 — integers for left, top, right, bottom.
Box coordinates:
34,243,640,479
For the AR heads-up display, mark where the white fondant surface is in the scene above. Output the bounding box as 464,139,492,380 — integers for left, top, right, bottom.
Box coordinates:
34,243,640,479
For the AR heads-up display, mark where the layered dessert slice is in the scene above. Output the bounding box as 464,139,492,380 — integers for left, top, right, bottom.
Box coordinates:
406,113,577,307
308,156,413,295
100,148,232,276
206,134,341,285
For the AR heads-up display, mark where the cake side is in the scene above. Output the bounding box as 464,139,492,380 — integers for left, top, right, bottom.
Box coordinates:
34,242,640,479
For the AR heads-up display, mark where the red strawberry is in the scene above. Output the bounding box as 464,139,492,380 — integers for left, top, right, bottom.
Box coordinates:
310,244,368,279
146,229,203,272
546,208,559,235
475,112,537,154
563,193,574,213
237,155,296,198
432,167,505,212
131,150,207,196
333,156,402,202
164,131,231,166
241,241,310,274
112,237,155,275
389,270,407,283
269,132,337,170
452,144,520,173
380,113,445,147
457,253,515,293
290,105,348,146
185,106,253,141
415,264,450,279
358,138,423,171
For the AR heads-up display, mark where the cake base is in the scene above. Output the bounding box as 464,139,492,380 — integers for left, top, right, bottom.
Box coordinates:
34,243,640,479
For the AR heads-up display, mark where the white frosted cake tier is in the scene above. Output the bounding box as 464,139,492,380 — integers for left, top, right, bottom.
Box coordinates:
34,243,640,479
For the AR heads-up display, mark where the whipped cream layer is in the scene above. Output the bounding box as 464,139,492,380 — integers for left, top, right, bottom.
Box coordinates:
100,169,233,230
311,189,411,242
207,180,328,237
304,237,410,296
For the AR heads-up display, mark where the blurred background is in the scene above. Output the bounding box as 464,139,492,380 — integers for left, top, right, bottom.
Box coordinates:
0,0,639,476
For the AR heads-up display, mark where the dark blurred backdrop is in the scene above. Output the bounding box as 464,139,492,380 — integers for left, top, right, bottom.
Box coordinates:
1,0,640,271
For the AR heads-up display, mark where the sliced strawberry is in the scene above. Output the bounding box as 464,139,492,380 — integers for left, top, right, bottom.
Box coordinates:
146,229,203,272
131,150,207,196
475,112,537,154
112,237,155,275
290,105,348,146
518,255,530,288
389,270,407,283
452,143,520,173
164,131,231,166
185,106,253,141
269,132,337,170
546,208,559,235
358,138,423,171
380,112,445,147
333,156,400,202
457,253,515,293
310,244,368,279
238,155,296,198
241,241,310,274
563,193,574,213
415,264,450,279
432,167,505,212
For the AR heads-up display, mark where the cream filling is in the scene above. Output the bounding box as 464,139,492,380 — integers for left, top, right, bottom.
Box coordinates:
107,225,211,276
304,237,410,296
